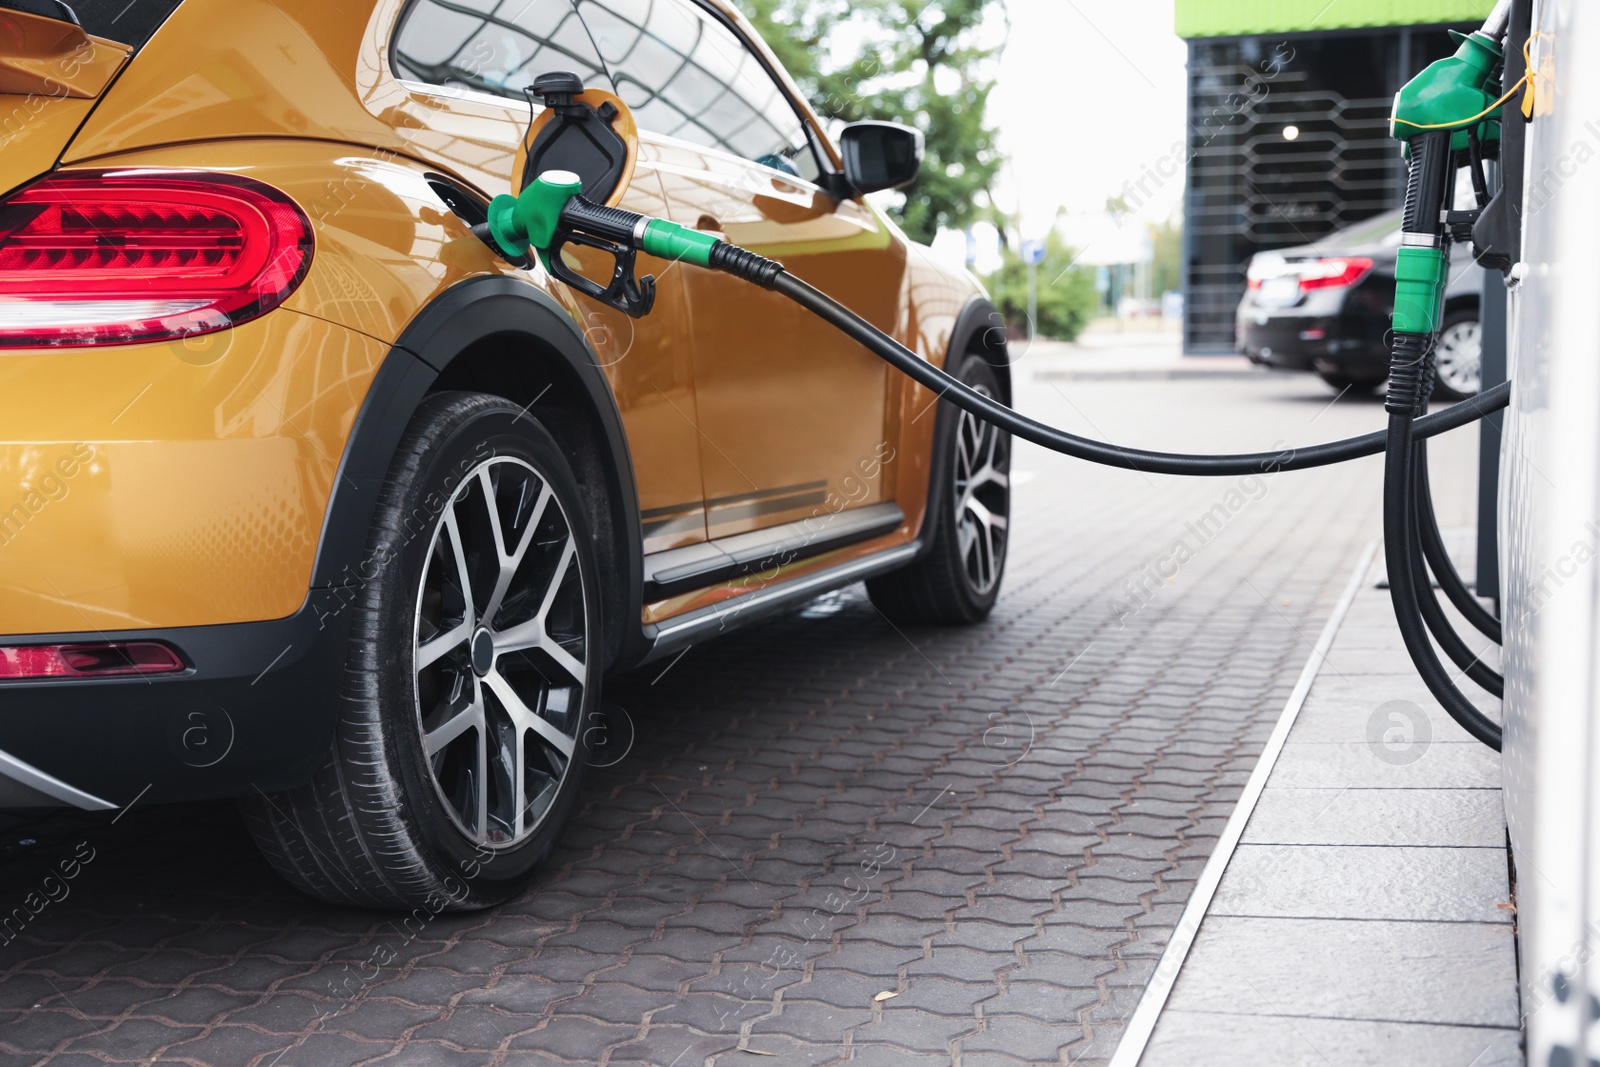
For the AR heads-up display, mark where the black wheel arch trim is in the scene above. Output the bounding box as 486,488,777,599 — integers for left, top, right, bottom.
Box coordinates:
950,296,1011,405
308,274,648,672
907,295,1010,557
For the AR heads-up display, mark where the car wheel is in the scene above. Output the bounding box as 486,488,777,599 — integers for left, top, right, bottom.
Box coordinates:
1316,370,1385,394
867,352,1010,625
241,391,600,910
1432,310,1482,400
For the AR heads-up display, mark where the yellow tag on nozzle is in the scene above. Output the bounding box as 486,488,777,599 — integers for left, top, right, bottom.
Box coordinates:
1522,33,1555,119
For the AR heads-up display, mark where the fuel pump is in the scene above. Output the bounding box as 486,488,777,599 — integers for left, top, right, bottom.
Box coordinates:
486,0,1524,750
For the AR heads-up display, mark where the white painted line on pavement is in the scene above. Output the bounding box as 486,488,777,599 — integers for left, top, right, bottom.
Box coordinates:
1105,538,1380,1067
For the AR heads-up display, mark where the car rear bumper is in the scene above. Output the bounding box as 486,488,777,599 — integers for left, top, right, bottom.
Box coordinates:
0,598,344,809
1238,317,1390,379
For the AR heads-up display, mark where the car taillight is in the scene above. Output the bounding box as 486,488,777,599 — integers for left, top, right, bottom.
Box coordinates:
0,641,185,680
0,170,313,348
1296,257,1373,290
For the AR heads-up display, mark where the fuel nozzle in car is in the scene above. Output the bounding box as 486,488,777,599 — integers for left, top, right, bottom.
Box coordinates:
487,72,677,316
487,170,782,318
489,170,660,317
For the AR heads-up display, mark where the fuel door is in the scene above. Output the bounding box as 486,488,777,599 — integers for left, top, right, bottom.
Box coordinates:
516,70,638,204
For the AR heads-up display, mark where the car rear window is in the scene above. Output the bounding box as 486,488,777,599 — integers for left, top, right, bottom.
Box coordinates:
1330,210,1402,245
18,0,186,50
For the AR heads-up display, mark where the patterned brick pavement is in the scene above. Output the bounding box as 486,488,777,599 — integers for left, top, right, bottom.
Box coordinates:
0,364,1479,1065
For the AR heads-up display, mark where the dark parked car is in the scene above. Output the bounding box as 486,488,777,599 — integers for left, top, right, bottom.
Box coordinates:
1236,209,1483,399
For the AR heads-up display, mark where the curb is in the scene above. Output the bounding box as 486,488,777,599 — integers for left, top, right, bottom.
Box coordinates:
1030,367,1269,384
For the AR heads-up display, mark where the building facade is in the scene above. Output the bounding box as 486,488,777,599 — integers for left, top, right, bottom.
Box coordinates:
1176,1,1494,352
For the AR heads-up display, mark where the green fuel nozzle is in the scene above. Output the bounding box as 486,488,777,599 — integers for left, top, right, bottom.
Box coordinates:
487,169,582,269
487,169,728,318
1386,9,1512,340
1389,29,1505,154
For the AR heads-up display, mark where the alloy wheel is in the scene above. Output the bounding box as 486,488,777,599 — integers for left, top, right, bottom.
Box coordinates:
412,456,588,849
953,387,1010,596
1435,319,1482,397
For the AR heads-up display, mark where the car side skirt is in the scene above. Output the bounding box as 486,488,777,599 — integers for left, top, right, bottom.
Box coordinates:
639,541,921,665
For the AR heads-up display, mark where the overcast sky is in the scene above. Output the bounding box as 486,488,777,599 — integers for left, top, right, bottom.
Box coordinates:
917,0,1189,270
988,0,1189,236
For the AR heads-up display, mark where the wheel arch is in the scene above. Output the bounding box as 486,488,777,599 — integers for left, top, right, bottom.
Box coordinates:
310,275,646,672
950,296,1012,406
902,295,1011,555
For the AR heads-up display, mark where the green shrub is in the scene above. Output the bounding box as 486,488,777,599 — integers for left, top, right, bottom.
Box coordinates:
986,234,1098,342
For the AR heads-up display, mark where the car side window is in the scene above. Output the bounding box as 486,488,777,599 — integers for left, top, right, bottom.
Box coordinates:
392,0,612,101
577,0,822,182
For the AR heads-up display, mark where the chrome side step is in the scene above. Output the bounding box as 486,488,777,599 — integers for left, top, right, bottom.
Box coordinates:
638,540,920,664
641,502,905,600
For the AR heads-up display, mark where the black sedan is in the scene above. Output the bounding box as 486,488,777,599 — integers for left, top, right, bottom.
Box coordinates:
1236,209,1484,399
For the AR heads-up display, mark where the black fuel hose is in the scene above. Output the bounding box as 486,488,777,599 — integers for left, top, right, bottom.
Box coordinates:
1384,396,1502,747
1408,452,1503,695
1400,339,1501,690
1415,439,1503,642
755,271,1509,477
537,196,1508,476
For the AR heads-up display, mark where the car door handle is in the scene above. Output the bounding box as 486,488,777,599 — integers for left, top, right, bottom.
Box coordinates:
696,214,723,232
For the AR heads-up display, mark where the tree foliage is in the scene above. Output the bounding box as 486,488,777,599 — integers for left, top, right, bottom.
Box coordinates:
739,0,1004,245
1150,219,1183,297
985,231,1098,342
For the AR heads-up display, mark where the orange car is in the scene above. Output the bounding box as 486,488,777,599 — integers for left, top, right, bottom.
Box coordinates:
0,0,1011,908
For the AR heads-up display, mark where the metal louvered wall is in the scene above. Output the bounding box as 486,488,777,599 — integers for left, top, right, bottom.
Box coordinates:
1182,26,1473,352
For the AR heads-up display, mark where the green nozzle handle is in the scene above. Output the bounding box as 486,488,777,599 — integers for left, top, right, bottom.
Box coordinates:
487,169,720,269
1391,129,1453,337
1388,27,1503,153
640,218,718,267
487,169,581,266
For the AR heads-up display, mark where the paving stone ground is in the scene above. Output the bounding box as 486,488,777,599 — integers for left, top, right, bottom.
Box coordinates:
0,356,1480,1066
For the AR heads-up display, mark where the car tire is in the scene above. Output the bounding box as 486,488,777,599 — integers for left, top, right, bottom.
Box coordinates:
1316,370,1385,394
240,391,601,911
1432,309,1482,401
867,352,1010,625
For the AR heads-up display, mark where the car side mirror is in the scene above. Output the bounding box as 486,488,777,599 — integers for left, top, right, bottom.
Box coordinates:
838,121,924,195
